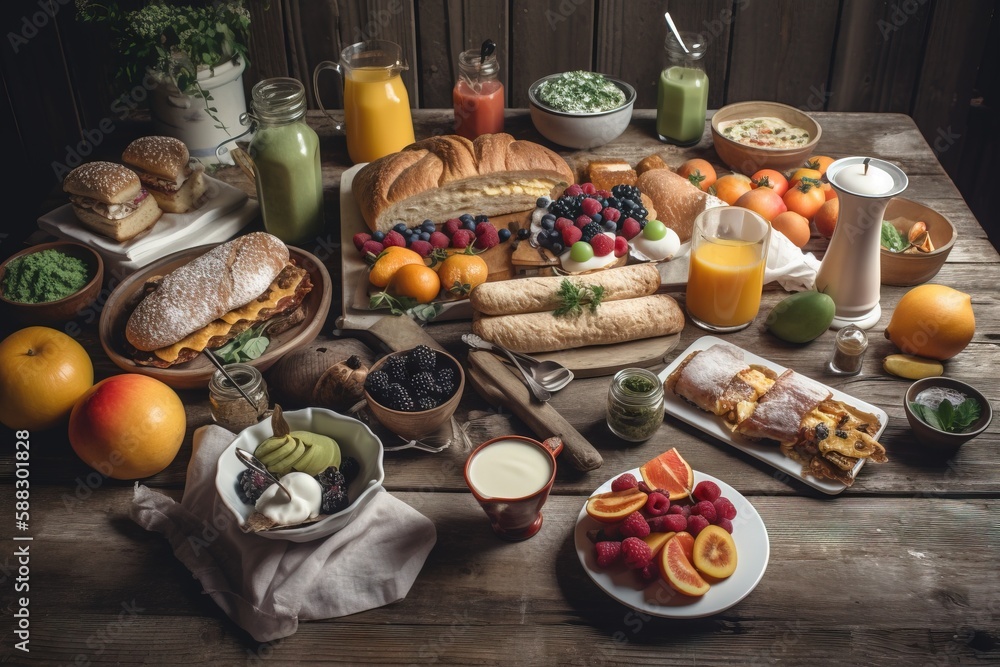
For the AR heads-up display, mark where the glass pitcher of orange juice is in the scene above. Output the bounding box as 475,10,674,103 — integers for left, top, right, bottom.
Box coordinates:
686,207,771,332
312,40,416,164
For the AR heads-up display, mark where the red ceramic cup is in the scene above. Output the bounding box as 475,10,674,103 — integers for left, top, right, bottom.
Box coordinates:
464,435,564,541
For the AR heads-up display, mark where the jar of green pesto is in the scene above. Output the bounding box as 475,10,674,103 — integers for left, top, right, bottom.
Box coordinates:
607,368,664,442
247,78,325,244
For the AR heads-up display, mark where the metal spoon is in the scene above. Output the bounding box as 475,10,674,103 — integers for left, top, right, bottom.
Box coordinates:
462,334,572,402
235,448,292,501
462,333,574,391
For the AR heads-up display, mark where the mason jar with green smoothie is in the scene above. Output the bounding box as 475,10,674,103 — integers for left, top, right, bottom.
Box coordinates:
656,32,709,146
247,78,325,244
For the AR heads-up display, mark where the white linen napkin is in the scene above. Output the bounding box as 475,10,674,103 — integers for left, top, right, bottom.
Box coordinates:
130,424,436,642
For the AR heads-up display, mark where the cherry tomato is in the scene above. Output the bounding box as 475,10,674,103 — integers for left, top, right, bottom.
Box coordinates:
805,155,834,175
677,159,717,192
788,167,822,188
712,174,753,205
782,179,826,220
750,169,789,196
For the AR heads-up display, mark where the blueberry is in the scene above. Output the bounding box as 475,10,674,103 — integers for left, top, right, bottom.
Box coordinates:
421,219,436,232
517,228,531,240
551,242,564,254
537,234,551,248
419,231,431,241
536,196,551,208
371,231,385,242
498,228,511,241
591,213,603,224
463,220,476,231
541,218,555,230
459,213,474,224
542,213,556,224
393,222,407,233
603,220,617,232
403,228,414,238
475,214,489,223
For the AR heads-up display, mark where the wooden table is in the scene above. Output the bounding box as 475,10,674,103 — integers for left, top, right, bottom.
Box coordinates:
2,110,998,666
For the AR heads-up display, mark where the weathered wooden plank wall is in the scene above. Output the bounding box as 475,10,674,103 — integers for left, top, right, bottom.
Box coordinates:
0,0,996,244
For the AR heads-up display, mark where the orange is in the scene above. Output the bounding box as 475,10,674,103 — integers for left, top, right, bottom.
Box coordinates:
639,448,694,500
386,263,441,304
771,211,811,248
734,187,787,222
885,284,975,361
585,487,648,523
713,174,753,205
368,246,425,288
814,198,839,238
438,250,489,296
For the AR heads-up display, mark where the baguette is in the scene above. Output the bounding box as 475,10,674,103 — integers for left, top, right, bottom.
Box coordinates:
471,294,684,353
469,263,661,316
352,133,574,233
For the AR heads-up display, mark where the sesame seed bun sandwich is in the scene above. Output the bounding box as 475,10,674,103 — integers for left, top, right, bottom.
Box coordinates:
124,232,314,368
122,135,207,213
63,161,163,242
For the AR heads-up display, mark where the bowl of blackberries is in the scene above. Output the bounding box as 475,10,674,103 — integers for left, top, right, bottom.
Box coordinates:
216,406,386,542
363,345,465,440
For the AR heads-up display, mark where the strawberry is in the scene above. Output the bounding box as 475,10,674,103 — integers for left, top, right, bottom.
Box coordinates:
352,232,371,251
383,230,406,248
613,235,629,257
561,225,583,247
590,233,614,257
621,217,641,240
451,229,476,248
429,231,450,249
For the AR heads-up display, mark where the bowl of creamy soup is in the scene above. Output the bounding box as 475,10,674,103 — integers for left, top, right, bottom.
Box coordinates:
529,71,636,149
711,101,821,173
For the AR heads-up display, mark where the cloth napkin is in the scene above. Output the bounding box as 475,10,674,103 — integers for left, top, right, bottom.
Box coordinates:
130,425,436,642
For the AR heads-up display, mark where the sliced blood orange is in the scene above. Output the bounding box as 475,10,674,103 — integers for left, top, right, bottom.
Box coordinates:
641,531,676,558
585,487,648,523
639,448,694,500
671,531,695,563
660,533,710,597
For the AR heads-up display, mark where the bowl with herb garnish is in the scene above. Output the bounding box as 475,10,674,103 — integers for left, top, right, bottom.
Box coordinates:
528,71,636,149
880,198,956,286
904,377,992,454
0,241,103,326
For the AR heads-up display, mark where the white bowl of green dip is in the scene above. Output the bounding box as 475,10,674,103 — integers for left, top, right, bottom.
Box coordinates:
528,72,636,149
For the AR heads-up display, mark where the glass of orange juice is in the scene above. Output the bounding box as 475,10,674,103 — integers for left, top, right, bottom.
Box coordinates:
686,207,771,332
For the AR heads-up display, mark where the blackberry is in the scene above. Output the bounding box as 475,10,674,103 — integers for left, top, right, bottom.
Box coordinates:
407,345,437,373
612,184,642,202
435,366,455,388
581,221,603,243
384,355,408,384
320,485,350,515
238,469,272,504
410,371,436,397
416,395,439,411
339,456,360,484
316,466,346,490
384,383,415,411
364,369,391,400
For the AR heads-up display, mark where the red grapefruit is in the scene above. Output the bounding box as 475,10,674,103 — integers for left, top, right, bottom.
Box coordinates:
585,487,648,523
639,448,694,500
660,533,710,597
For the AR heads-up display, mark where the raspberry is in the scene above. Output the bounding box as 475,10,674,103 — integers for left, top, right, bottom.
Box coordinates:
638,559,660,582
614,235,629,257
564,183,584,197
662,514,688,533
621,217,641,239
686,514,710,536
610,472,638,492
644,492,670,516
429,231,450,248
716,518,734,533
667,504,690,517
561,225,583,247
383,230,406,247
409,240,433,257
637,481,654,494
451,229,475,248
620,511,650,538
555,216,575,232
693,480,722,503
474,223,500,250
692,500,718,523
594,541,622,568
596,189,613,199
620,537,653,569
575,214,593,228
352,232,371,250
590,233,614,257
361,240,385,256
580,197,602,217
713,496,738,521
443,218,463,236
581,182,597,195
601,206,621,223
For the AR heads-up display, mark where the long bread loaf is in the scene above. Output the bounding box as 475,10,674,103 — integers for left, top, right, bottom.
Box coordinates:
471,294,684,353
352,133,574,233
469,263,661,316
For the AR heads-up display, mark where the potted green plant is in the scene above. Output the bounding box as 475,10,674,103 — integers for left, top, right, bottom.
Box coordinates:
76,0,253,164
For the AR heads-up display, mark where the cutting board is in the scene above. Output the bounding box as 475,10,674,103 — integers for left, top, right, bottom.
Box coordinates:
534,333,681,378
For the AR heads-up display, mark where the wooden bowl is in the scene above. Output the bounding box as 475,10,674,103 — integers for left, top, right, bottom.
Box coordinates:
364,348,465,440
904,377,992,455
0,241,103,326
99,243,331,390
880,197,956,286
711,101,821,173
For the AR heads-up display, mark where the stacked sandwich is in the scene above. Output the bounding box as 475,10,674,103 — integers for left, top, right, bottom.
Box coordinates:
666,343,888,485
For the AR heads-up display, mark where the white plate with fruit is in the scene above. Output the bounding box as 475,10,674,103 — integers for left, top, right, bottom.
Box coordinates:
574,449,769,618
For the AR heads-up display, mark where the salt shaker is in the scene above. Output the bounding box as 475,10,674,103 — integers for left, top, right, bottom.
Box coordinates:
827,325,868,375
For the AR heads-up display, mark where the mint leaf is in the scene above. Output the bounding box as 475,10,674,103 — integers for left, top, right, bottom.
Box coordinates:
881,220,907,253
910,402,943,431
910,397,983,433
937,398,955,431
240,336,269,360
951,398,982,432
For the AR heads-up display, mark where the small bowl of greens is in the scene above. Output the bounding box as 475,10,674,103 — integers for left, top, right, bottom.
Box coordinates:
528,71,636,149
904,377,992,454
0,241,103,326
880,198,956,287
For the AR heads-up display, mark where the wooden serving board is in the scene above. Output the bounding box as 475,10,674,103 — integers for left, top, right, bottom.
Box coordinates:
534,333,681,378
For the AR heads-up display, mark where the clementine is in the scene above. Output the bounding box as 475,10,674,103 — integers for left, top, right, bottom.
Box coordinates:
438,250,488,296
387,263,441,304
368,246,425,288
771,211,811,248
885,284,975,361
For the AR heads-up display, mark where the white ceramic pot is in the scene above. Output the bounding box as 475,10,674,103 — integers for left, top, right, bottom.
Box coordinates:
149,56,248,165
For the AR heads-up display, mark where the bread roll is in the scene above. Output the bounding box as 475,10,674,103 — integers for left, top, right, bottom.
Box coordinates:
471,294,684,353
636,154,668,175
72,195,162,242
470,263,661,316
637,168,709,243
126,232,290,351
352,134,574,233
